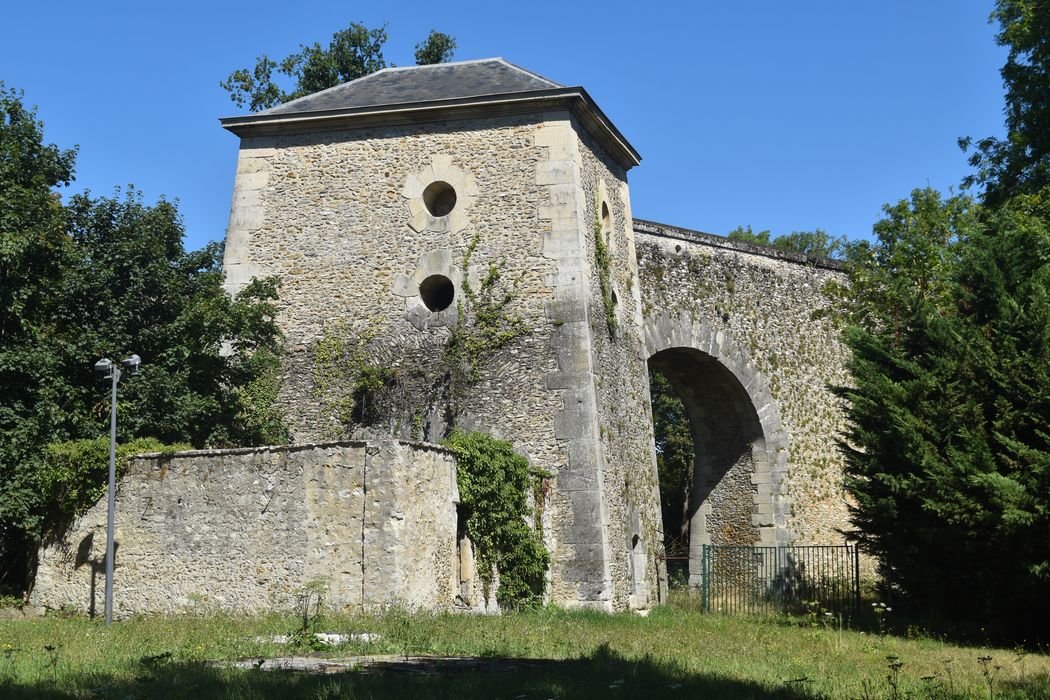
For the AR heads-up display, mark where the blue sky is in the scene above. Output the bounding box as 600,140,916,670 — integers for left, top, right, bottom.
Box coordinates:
3,1,1006,250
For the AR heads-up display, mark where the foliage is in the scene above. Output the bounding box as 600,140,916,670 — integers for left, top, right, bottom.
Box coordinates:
0,88,287,597
444,431,549,607
960,0,1050,206
593,199,617,334
648,369,693,552
835,188,979,331
220,23,457,112
310,238,526,442
37,437,187,543
446,234,527,394
727,225,849,259
311,323,398,433
414,31,457,65
836,186,1050,640
0,83,78,595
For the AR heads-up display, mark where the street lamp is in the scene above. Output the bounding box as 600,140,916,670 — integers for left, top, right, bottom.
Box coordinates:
93,354,141,625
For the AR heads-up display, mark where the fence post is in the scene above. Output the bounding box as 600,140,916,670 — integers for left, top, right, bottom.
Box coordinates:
852,544,861,614
701,545,709,613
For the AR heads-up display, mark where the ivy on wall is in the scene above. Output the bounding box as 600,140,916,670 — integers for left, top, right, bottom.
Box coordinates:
308,236,546,604
445,234,527,394
444,430,549,607
39,437,188,544
312,234,528,440
593,197,618,335
311,323,399,435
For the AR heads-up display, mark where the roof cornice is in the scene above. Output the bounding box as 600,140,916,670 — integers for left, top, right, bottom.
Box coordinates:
219,86,641,170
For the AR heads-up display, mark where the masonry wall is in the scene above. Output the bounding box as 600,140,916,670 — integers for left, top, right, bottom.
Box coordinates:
634,225,852,546
32,440,459,616
575,125,664,609
221,112,662,610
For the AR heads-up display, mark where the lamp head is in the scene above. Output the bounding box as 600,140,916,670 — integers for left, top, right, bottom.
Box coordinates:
120,354,141,375
94,358,114,380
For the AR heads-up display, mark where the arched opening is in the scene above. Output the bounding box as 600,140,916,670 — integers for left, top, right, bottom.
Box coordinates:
648,347,767,587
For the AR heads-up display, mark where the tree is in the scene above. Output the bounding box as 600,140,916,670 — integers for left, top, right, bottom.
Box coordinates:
221,23,457,112
727,225,849,259
414,31,457,66
836,187,1050,639
0,83,78,595
961,0,1050,206
649,370,693,570
0,88,287,596
836,2,1050,640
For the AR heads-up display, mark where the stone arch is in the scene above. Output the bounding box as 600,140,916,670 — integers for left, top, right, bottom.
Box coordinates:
643,312,791,583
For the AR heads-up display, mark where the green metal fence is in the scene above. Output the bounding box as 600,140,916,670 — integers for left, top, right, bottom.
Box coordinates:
697,544,861,616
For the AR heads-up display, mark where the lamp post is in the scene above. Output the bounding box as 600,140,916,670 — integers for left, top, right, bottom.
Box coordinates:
92,354,140,625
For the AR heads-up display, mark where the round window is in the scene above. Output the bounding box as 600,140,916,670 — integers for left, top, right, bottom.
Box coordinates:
423,181,457,217
419,274,455,312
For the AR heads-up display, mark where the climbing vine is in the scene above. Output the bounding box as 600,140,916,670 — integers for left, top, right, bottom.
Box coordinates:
443,430,549,607
311,235,528,441
593,197,617,334
311,322,398,436
445,233,527,395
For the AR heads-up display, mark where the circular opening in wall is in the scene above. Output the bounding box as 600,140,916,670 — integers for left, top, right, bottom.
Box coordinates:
419,274,455,312
423,181,457,217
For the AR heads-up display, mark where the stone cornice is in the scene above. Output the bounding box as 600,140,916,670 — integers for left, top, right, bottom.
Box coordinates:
220,87,641,170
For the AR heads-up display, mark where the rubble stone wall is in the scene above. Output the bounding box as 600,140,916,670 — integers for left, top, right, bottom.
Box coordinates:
32,440,459,616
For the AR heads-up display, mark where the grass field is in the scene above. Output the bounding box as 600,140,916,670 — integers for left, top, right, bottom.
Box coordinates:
1,596,1048,699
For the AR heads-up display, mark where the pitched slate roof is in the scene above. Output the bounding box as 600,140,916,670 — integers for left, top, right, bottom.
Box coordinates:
220,57,640,168
258,58,564,116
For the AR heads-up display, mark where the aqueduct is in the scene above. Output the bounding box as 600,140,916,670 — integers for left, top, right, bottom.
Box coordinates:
34,58,852,615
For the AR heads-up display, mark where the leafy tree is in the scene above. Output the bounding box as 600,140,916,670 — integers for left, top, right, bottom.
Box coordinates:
0,83,78,595
649,370,693,555
837,187,1050,639
961,0,1050,205
414,31,457,66
727,225,849,259
221,23,457,111
0,88,286,596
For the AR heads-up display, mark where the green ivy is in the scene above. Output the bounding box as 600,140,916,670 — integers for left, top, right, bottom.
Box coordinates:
445,234,527,394
310,235,529,441
593,197,617,335
39,436,188,543
234,345,290,446
443,430,549,607
312,323,398,433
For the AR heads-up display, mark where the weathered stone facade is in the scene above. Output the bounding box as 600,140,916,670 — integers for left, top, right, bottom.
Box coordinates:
33,441,462,616
34,59,858,615
634,220,852,552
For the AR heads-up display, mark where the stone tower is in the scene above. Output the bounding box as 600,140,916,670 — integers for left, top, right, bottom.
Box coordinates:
220,58,662,610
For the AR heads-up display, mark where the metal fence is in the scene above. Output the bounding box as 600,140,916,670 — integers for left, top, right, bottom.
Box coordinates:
666,544,861,616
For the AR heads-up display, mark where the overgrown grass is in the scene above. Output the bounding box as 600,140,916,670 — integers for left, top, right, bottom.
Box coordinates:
1,602,1048,698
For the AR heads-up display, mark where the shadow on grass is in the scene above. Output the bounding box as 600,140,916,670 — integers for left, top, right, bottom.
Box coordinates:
1,643,821,700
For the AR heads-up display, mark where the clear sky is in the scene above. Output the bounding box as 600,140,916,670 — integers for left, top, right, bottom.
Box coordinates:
3,1,1007,251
